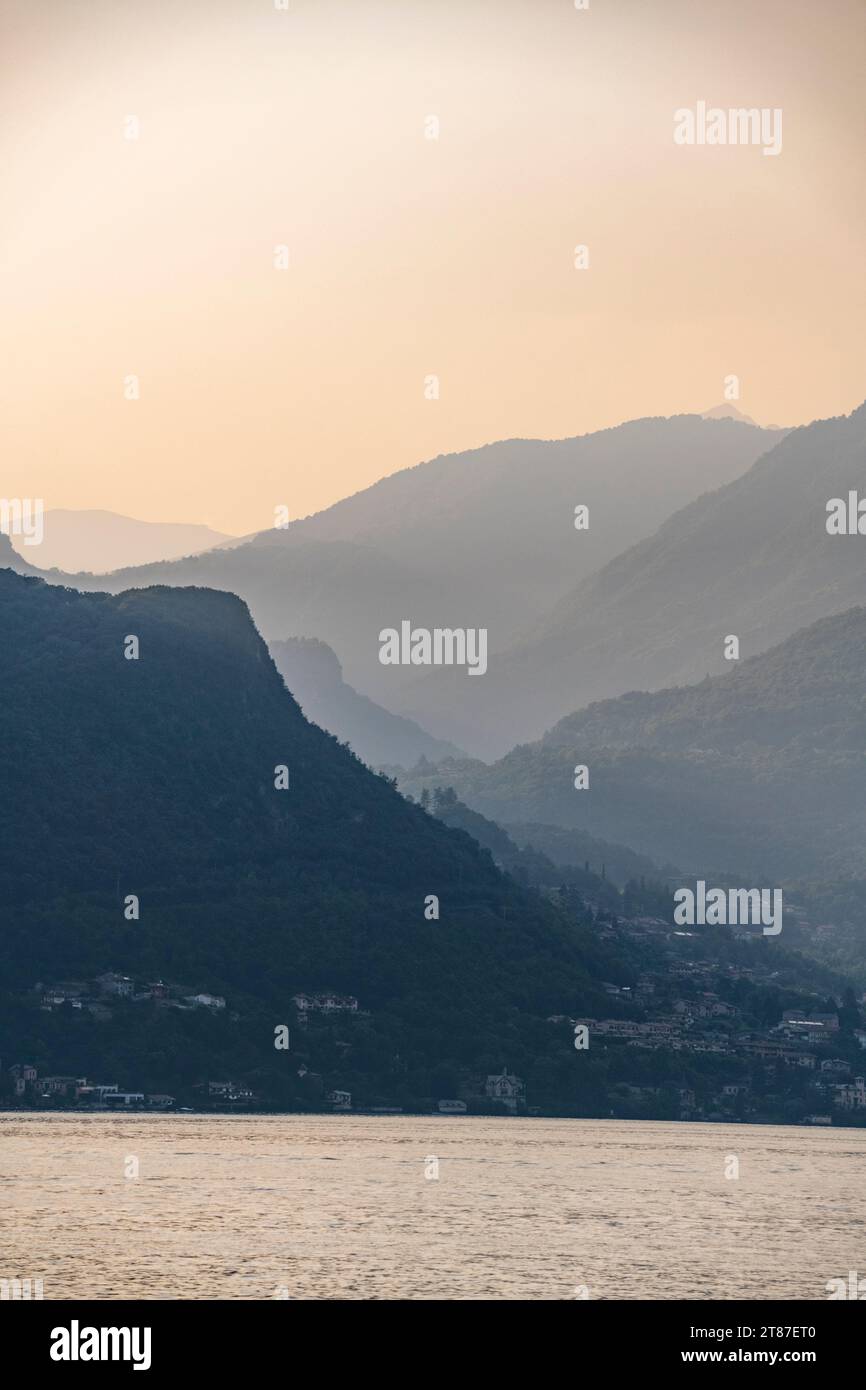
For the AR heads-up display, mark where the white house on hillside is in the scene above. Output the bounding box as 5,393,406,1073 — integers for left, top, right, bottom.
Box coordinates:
484,1069,525,1113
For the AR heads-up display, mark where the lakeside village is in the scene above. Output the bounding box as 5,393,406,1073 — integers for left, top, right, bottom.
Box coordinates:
2,972,526,1116
5,906,866,1123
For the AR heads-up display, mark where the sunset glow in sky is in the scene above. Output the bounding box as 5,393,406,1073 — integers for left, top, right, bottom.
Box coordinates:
2,0,864,534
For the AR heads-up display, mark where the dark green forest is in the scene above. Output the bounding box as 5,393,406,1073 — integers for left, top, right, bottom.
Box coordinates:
2,569,862,1122
0,571,626,1108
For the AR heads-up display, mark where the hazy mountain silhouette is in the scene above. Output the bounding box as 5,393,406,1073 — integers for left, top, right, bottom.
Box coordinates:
0,569,627,1104
407,401,865,755
701,403,759,426
0,533,38,574
503,822,677,889
423,788,642,905
393,605,866,881
269,636,461,769
1,415,780,715
11,509,232,574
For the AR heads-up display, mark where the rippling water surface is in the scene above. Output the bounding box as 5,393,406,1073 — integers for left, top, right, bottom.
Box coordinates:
2,1114,863,1299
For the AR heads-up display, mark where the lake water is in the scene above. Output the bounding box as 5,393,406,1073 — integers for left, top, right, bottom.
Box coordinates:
2,1113,864,1300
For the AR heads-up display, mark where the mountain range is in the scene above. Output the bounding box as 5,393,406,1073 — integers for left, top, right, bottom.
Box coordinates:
401,400,866,754
3,392,864,1113
13,509,233,574
0,568,626,1108
3,415,780,758
392,605,866,882
269,637,461,769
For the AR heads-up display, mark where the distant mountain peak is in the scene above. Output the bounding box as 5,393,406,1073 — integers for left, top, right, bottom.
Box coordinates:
700,403,759,426
7,509,233,575
0,532,37,573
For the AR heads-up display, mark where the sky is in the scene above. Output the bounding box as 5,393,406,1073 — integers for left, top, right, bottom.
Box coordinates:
2,0,864,535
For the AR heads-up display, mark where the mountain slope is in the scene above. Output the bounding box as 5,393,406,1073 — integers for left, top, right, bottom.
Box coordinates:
424,788,664,902
2,415,780,722
392,606,866,881
0,568,627,1107
13,509,231,573
701,403,759,426
407,400,865,754
269,637,461,769
503,822,677,889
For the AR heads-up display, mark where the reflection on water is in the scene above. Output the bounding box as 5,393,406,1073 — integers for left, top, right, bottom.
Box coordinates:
1,1113,863,1300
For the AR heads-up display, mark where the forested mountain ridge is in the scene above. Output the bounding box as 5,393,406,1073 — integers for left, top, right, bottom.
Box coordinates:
3,415,780,743
545,605,866,755
2,569,859,1121
392,606,866,881
0,567,624,1106
9,509,231,574
269,636,461,769
404,401,866,754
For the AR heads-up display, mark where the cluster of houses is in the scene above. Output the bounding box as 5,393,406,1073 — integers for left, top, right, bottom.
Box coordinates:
321,1070,527,1116
623,907,839,945
20,947,865,1121
6,1063,174,1108
564,969,866,1118
203,1081,259,1104
4,1064,275,1110
38,972,226,1016
292,992,360,1020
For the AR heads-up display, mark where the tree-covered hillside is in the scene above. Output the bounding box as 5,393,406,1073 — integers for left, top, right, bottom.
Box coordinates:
392,607,866,881
405,400,866,754
0,569,622,1106
5,413,779,753
269,636,461,770
3,571,859,1122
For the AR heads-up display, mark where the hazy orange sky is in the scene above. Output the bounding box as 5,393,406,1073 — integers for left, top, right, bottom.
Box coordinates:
2,0,864,534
